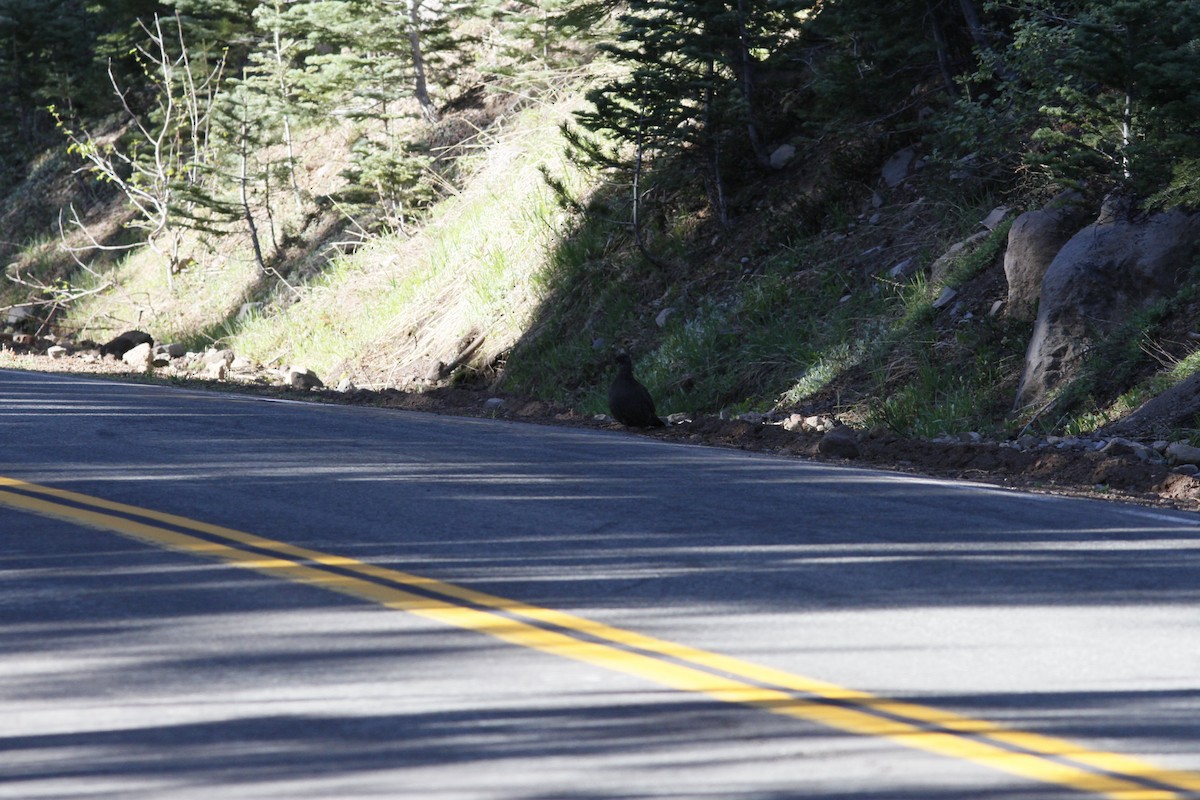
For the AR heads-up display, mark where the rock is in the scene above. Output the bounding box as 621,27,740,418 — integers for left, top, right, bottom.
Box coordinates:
980,205,1011,231
204,361,228,380
336,377,357,393
156,342,186,359
1166,442,1200,467
1100,437,1161,463
769,143,796,169
784,414,834,433
1016,434,1042,450
484,397,505,411
46,345,67,359
655,307,676,328
100,330,153,359
203,348,235,367
818,425,860,459
121,342,153,369
808,415,835,432
932,287,958,309
1003,195,1090,320
1015,207,1200,409
888,258,915,279
230,356,255,371
881,147,916,188
666,412,691,425
1107,373,1200,439
1173,463,1200,476
287,366,324,390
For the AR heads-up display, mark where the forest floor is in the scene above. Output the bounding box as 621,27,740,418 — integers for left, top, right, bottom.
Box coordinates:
5,350,1200,514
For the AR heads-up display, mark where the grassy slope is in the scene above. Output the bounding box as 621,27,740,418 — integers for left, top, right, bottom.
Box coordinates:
4,81,1198,443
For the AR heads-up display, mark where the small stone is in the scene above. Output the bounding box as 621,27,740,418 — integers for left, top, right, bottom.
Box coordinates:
655,307,676,328
47,345,67,359
1172,463,1200,476
769,144,796,169
806,415,834,433
337,377,357,393
484,397,505,411
881,147,915,187
1166,442,1200,467
287,367,324,390
932,287,958,309
203,348,235,367
819,425,860,459
980,206,1011,230
205,361,228,380
121,342,153,369
666,412,691,425
783,414,806,433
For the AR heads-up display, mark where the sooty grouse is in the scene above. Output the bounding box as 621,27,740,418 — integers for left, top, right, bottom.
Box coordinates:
99,330,154,358
608,352,665,428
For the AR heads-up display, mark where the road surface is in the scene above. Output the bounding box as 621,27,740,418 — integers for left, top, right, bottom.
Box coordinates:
1,369,1198,799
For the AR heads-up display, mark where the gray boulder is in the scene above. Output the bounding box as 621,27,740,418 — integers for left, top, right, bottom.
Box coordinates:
818,425,860,459
1015,206,1200,409
1003,196,1090,320
287,366,324,390
1107,371,1200,438
121,342,153,370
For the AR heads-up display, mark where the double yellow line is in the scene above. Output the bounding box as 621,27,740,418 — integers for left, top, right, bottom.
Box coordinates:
2,474,1197,799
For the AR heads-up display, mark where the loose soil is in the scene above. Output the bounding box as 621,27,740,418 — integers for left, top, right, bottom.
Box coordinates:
5,351,1200,514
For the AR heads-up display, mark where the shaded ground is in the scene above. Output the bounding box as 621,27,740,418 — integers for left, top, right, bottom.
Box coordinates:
4,350,1199,514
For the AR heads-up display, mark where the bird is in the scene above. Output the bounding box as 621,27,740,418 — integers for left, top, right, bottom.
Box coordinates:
608,352,665,428
99,330,154,359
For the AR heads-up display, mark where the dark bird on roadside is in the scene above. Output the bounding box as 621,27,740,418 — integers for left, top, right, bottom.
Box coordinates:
608,352,665,428
99,330,154,359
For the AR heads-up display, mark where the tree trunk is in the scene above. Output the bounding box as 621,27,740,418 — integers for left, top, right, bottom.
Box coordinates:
734,0,770,169
408,0,438,123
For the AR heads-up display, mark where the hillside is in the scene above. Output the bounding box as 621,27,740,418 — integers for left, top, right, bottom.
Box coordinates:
2,2,1200,508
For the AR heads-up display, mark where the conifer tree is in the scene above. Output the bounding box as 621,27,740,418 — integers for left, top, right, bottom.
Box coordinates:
573,0,812,228
0,0,97,168
974,0,1200,200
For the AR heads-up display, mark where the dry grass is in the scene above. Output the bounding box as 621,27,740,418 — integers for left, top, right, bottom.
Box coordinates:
229,92,589,388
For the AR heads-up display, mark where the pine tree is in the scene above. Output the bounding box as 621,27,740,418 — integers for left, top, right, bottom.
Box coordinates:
1000,0,1200,199
0,0,99,168
574,0,813,228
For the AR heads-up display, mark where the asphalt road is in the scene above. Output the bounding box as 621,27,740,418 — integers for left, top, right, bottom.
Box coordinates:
1,368,1199,799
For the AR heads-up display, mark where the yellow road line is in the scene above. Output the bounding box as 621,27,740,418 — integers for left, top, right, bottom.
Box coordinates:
1,475,1195,799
